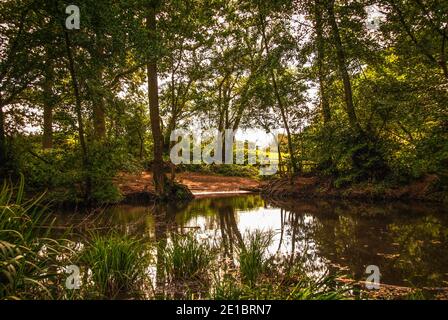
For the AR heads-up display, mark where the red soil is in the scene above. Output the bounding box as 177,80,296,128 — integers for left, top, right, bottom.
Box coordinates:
115,171,260,197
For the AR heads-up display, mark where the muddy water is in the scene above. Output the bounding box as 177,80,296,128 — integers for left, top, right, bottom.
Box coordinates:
55,194,448,288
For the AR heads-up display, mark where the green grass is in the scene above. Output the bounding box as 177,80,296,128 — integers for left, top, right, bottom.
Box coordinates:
181,164,259,178
78,233,150,299
210,273,243,300
285,274,350,300
0,177,53,243
237,230,273,286
163,232,215,281
0,175,76,300
210,229,351,300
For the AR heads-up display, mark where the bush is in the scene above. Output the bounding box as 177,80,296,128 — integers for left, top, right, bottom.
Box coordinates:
181,164,259,178
18,140,128,205
210,273,243,300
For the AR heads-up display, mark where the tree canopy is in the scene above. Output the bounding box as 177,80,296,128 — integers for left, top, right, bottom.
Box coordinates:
0,0,447,202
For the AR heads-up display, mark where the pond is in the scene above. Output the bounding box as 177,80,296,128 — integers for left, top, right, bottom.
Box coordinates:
55,194,448,289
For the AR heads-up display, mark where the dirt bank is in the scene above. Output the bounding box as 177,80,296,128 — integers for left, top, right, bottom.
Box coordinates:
115,171,260,201
261,174,447,202
115,171,446,203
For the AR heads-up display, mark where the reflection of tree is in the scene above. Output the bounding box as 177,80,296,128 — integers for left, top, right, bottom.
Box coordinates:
172,196,265,258
174,195,265,227
388,216,448,287
267,198,331,276
267,198,448,287
152,204,177,297
143,195,448,289
218,205,243,258
277,208,286,253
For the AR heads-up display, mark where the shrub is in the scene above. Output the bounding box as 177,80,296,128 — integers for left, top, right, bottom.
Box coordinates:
181,164,259,178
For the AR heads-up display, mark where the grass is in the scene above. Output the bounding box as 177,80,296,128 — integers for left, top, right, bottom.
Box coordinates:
237,230,273,286
0,177,53,243
181,164,259,178
210,273,243,300
163,232,215,281
209,229,351,300
78,233,150,299
0,175,76,300
285,274,350,300
0,177,150,300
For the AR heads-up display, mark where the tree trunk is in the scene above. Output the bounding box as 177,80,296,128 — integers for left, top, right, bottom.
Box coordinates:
327,0,361,133
91,67,107,140
42,67,54,149
64,30,91,202
439,26,448,79
270,70,298,173
163,112,176,154
42,104,53,149
258,9,298,174
314,0,331,123
146,4,167,197
92,95,106,140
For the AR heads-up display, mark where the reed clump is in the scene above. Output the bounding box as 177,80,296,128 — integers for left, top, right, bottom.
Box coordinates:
77,233,151,299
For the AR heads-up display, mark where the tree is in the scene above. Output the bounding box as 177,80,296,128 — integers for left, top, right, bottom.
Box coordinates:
0,0,41,170
146,1,167,197
255,0,299,174
313,0,331,123
326,0,361,134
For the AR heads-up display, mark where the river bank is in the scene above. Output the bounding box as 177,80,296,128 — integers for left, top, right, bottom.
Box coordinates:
260,174,447,203
115,171,260,203
116,171,447,204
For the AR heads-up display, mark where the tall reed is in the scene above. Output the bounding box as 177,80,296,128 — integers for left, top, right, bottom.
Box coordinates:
163,232,215,281
237,230,273,286
78,233,150,299
0,175,75,299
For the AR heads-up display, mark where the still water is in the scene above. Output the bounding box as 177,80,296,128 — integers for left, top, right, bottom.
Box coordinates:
56,194,448,288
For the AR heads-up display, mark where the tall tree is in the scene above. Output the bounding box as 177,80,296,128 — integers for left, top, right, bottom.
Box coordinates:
63,27,92,202
0,0,40,169
326,0,361,134
314,0,331,123
42,64,54,149
256,0,299,174
146,1,167,196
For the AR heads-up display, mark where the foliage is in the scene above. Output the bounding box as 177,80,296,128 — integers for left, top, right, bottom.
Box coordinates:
237,230,273,286
77,233,150,299
162,232,215,281
181,164,259,178
0,176,76,300
1,0,447,200
17,139,133,204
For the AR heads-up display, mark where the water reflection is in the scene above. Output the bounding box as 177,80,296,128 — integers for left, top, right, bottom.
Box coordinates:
55,195,448,288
